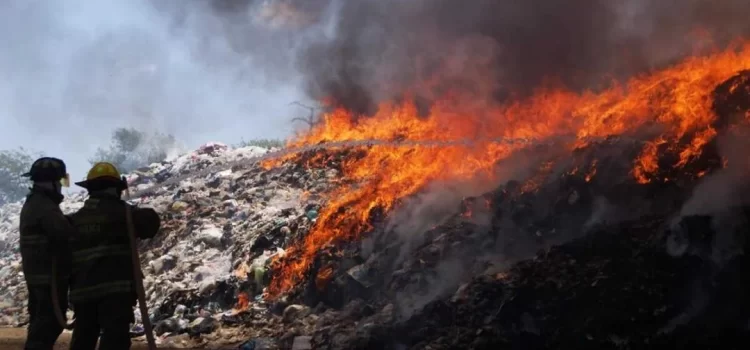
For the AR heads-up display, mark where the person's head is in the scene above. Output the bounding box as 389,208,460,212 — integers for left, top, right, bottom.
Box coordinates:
22,157,70,194
75,162,128,197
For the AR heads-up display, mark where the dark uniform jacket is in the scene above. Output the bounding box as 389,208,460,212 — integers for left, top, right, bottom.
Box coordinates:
67,191,160,304
19,188,75,286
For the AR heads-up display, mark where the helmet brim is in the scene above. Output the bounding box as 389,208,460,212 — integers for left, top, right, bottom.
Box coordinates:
76,177,127,191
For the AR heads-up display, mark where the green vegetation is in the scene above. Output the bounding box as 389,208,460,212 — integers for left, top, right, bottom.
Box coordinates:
90,127,177,174
0,148,39,204
236,138,285,149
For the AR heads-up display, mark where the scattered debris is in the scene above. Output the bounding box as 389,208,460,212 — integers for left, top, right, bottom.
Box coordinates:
0,70,749,348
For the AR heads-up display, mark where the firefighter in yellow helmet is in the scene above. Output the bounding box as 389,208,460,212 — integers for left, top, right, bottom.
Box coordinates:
66,162,161,350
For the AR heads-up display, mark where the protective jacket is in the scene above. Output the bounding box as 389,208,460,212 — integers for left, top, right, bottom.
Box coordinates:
67,191,160,304
19,188,74,286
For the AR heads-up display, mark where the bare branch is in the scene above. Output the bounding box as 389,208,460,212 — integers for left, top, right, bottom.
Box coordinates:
288,101,321,112
289,100,323,131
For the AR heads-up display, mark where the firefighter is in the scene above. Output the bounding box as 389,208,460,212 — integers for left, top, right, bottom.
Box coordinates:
19,157,75,350
67,162,161,350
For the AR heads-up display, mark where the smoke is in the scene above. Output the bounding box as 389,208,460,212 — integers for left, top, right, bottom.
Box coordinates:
382,146,552,267
384,181,489,263
6,0,749,177
681,125,750,216
377,148,571,314
671,125,750,265
0,0,323,177
394,257,467,320
583,196,619,229
296,0,750,114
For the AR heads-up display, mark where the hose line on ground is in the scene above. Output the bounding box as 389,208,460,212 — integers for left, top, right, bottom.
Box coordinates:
49,263,75,330
125,202,157,350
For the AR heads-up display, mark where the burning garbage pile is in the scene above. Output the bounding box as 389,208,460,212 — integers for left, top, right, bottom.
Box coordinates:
0,40,749,349
267,43,750,298
264,46,750,348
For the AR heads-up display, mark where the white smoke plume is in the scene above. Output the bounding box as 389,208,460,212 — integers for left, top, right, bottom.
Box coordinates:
0,0,322,177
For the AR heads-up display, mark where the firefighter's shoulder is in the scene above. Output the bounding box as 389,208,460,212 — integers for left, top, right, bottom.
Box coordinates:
131,205,161,238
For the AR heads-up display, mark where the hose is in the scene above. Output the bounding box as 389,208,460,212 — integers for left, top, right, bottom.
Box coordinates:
49,262,75,330
125,204,157,350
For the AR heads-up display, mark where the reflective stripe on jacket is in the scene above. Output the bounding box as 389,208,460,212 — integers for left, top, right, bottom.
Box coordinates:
68,192,160,303
19,190,75,286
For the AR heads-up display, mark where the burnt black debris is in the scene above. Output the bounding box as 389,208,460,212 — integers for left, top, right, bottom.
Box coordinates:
713,69,750,130
305,208,750,349
291,72,750,349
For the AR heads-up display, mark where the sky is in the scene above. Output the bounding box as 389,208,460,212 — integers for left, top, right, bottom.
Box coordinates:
0,0,322,178
4,0,750,180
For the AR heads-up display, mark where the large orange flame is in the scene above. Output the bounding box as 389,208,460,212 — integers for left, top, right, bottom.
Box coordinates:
267,41,750,297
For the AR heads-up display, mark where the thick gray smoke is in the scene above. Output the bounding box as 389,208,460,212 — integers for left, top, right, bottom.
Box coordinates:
681,127,750,217
6,0,750,176
297,0,750,115
0,0,324,177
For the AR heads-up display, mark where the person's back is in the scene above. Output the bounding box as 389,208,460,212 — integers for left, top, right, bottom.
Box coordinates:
20,190,73,289
18,157,74,350
67,162,160,350
68,190,159,304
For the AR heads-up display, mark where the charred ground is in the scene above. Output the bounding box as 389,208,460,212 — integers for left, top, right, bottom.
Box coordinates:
257,71,750,349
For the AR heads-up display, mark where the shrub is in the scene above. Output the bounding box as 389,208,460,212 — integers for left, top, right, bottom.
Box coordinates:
236,138,285,149
90,127,178,174
0,148,38,204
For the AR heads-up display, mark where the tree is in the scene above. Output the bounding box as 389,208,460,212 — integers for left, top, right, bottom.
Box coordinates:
0,148,38,205
290,101,322,131
91,128,177,174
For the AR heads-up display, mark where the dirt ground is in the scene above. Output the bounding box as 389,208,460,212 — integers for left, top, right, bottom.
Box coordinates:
0,327,198,349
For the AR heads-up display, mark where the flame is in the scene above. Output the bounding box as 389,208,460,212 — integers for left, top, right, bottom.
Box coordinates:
633,137,668,184
267,42,750,297
315,265,334,291
233,292,249,313
585,160,598,182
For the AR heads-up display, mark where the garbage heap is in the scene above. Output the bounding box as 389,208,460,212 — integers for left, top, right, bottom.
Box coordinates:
0,71,748,349
257,159,747,350
0,142,341,346
251,70,750,349
0,195,84,326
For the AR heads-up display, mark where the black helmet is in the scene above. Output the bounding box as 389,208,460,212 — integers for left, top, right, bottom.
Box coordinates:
22,157,69,184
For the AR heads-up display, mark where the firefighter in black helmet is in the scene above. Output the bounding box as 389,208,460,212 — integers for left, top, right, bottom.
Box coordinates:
18,157,75,349
67,162,161,350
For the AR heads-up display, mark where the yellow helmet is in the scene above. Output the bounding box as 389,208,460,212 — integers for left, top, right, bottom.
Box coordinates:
86,162,121,180
75,162,127,190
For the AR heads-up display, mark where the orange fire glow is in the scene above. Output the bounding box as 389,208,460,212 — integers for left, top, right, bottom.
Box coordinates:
315,265,334,291
585,160,598,182
267,42,750,297
233,292,249,313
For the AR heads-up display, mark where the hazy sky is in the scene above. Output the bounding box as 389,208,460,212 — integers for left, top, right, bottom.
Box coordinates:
0,0,322,178
4,0,750,180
